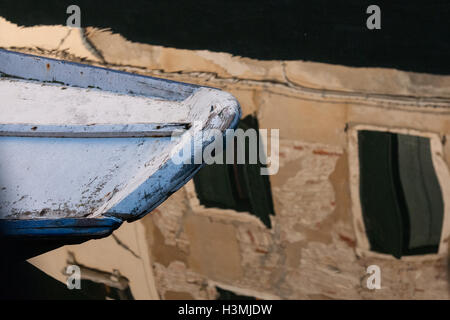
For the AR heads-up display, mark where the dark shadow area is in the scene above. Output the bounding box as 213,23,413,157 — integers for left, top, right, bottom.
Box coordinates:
216,286,256,300
0,250,134,300
0,260,89,299
358,130,443,259
0,237,101,262
0,0,449,74
193,115,275,228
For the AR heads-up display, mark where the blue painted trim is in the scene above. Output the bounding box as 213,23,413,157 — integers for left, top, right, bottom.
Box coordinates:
108,106,242,221
0,216,122,239
0,49,199,101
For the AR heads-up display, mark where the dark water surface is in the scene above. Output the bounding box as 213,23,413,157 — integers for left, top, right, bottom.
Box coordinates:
0,0,449,74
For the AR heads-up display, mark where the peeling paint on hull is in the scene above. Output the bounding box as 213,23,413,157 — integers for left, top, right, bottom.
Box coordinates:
0,49,241,239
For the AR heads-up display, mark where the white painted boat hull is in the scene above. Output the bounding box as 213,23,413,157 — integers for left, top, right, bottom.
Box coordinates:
0,49,241,240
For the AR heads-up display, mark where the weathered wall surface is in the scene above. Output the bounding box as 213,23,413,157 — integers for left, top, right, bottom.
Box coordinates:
2,18,450,299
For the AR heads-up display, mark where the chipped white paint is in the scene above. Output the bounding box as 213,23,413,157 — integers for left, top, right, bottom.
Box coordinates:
0,79,189,125
0,51,240,222
90,87,240,218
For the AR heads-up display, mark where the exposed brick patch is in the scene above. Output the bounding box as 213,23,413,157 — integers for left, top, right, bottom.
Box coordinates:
313,149,342,156
338,234,356,248
247,230,255,244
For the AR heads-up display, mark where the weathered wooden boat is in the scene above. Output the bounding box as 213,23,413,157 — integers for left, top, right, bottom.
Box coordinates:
0,49,240,243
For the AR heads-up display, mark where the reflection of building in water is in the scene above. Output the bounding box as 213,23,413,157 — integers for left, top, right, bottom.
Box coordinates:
63,251,134,300
2,7,450,299
29,220,158,300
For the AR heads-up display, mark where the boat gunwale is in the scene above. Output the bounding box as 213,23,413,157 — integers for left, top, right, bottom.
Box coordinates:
0,49,200,102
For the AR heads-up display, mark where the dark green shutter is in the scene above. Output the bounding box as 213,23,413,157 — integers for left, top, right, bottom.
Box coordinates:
358,130,443,258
